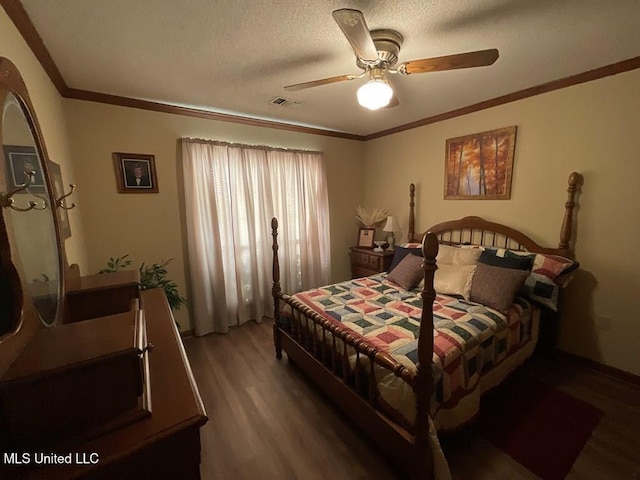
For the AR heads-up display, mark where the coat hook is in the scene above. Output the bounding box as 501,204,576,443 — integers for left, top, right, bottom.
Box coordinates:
57,184,76,210
0,171,48,212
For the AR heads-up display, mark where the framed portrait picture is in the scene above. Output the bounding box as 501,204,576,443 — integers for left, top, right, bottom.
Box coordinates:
113,152,159,193
48,160,72,239
357,227,376,248
3,145,45,193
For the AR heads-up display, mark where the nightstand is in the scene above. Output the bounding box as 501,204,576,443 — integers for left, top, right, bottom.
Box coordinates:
349,247,394,279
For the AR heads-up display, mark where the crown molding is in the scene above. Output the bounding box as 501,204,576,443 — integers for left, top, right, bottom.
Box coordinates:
365,56,640,140
4,0,639,142
0,0,364,141
63,88,364,140
1,0,68,95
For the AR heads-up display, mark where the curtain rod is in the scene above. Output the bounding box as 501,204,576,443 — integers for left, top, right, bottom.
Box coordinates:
182,137,322,155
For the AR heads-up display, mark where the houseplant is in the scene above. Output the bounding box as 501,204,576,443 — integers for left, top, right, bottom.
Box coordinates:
99,255,187,311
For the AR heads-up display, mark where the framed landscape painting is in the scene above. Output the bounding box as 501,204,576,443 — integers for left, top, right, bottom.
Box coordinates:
444,126,517,200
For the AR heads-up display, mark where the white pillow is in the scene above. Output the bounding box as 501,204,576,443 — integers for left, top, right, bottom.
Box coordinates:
436,244,482,266
420,264,477,300
436,244,457,264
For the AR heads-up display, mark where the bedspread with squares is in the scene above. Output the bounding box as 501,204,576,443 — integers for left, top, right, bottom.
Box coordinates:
293,274,533,408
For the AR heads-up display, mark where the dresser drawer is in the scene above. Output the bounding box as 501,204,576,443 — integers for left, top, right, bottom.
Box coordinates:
352,251,375,268
349,247,394,279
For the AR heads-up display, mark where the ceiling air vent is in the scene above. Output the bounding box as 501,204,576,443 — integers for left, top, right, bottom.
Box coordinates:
269,97,303,107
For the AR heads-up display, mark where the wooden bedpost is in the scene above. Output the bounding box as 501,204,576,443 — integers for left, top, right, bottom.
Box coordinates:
413,231,438,479
408,183,416,243
559,172,581,257
271,217,282,359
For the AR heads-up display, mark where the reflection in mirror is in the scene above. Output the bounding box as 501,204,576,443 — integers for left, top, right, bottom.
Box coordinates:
1,92,59,327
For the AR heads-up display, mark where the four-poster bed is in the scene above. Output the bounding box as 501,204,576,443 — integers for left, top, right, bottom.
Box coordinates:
270,172,581,479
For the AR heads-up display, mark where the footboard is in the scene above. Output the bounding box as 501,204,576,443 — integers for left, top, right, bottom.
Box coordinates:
270,217,438,479
279,293,414,401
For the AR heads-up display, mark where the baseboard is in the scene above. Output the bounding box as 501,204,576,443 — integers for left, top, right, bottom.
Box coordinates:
180,329,195,339
556,349,640,387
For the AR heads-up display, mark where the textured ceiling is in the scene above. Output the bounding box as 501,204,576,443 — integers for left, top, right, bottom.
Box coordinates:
18,0,640,136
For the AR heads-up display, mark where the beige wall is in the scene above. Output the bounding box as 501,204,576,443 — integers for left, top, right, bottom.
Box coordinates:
0,9,88,279
363,69,640,375
63,100,365,330
5,5,638,374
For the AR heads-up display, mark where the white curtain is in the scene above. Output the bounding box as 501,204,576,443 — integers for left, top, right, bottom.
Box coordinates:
181,138,331,335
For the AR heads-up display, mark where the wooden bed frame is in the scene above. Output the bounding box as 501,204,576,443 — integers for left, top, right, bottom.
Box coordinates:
270,172,581,479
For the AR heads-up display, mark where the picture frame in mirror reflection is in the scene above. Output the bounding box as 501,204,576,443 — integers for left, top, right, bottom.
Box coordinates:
113,152,159,193
3,145,45,193
48,160,72,239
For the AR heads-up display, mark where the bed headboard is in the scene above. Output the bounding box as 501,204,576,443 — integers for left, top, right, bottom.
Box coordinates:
407,172,581,259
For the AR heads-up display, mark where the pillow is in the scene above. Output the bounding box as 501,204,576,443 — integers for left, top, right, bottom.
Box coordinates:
388,246,422,273
437,244,482,266
479,249,534,270
532,254,579,284
386,253,424,290
433,264,476,299
522,273,560,311
453,247,483,266
482,248,578,284
469,263,529,314
480,248,580,311
436,244,457,265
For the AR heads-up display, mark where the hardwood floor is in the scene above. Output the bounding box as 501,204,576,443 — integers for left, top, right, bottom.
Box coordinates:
184,321,640,480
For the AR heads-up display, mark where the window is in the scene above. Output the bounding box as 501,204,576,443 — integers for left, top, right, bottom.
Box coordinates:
182,139,331,335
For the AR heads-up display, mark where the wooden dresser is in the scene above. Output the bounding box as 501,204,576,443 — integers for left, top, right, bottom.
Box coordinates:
64,270,140,323
349,246,394,278
0,58,205,480
5,288,208,480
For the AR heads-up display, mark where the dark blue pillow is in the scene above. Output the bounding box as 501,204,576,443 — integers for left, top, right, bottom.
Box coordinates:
388,247,422,273
479,249,533,271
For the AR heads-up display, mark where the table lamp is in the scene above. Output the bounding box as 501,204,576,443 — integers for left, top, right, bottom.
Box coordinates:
383,215,401,251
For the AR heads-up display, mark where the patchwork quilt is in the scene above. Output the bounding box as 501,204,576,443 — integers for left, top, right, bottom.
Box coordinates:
292,274,534,410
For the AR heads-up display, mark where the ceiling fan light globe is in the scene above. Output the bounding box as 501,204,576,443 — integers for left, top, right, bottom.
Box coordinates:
357,79,393,110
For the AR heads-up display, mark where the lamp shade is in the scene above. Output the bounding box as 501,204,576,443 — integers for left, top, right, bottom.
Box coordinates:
383,215,401,232
357,79,393,110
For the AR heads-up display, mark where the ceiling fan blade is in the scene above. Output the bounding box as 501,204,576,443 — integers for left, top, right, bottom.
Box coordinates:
332,9,378,63
284,74,359,91
398,48,499,75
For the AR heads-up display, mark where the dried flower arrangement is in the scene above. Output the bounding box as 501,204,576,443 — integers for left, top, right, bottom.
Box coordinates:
355,206,389,227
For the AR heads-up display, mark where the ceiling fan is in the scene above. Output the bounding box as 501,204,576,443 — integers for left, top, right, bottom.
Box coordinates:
285,9,499,110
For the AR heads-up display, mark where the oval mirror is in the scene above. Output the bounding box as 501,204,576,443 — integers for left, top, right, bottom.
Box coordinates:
1,92,60,328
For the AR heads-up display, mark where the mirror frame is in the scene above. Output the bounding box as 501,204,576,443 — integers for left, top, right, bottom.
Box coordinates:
0,57,66,371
